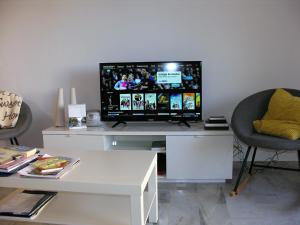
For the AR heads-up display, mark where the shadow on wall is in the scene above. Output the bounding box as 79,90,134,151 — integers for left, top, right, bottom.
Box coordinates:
68,67,100,111
18,97,54,147
204,98,236,121
15,67,100,147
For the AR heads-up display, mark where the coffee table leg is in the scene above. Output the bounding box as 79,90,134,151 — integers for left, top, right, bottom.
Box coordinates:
148,163,158,223
130,194,144,225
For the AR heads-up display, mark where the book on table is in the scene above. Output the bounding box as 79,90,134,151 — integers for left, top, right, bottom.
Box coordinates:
0,189,57,219
18,155,80,179
0,146,39,174
0,155,38,173
0,145,37,165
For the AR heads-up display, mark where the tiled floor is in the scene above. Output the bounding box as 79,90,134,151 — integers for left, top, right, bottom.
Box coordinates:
1,165,300,225
156,165,300,225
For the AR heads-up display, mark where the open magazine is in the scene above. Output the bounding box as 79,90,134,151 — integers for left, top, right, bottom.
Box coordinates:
0,189,57,219
18,155,80,179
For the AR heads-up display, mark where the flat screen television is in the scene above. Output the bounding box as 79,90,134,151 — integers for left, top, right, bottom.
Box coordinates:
100,61,202,122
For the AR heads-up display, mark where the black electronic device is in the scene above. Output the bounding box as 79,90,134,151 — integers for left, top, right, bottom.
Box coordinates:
204,116,229,130
100,61,202,125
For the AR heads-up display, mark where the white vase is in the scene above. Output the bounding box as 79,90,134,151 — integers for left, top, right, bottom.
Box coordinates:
70,87,77,104
55,88,65,127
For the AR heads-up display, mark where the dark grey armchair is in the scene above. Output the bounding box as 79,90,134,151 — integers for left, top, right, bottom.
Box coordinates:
0,101,32,145
230,89,300,196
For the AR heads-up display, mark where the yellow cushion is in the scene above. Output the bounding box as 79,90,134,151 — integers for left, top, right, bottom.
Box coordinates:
253,120,300,140
263,88,300,123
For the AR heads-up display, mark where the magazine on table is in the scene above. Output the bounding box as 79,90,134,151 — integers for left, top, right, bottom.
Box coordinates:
0,146,39,175
18,155,80,179
0,155,38,173
0,189,57,219
0,145,37,165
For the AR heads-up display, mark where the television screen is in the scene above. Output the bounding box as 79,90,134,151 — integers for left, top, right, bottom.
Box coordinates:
100,61,202,121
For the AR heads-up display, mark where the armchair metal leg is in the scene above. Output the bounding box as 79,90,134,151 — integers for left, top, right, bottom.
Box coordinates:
249,147,257,175
13,137,19,145
298,150,300,169
9,137,19,145
230,145,252,196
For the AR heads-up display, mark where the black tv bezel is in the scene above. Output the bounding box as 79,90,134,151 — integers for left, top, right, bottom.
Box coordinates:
99,61,202,122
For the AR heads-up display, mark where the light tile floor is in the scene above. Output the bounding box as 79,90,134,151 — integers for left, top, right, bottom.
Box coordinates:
1,165,300,225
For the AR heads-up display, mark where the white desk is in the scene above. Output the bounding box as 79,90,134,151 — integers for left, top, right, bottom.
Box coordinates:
0,150,158,225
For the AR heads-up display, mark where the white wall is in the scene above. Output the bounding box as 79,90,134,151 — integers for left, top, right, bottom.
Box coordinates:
0,0,300,148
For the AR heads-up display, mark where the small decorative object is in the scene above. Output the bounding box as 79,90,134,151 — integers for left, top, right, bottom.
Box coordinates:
68,104,87,129
55,88,65,127
70,88,77,104
86,110,101,127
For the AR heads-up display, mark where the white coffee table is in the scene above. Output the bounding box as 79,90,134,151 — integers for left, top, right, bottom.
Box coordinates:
0,150,158,225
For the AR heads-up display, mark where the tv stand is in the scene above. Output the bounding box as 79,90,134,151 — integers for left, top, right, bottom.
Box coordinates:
43,123,233,182
112,121,127,128
177,120,191,128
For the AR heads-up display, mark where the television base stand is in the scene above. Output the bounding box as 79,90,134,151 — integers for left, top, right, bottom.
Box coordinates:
112,121,127,128
43,124,233,181
177,120,191,128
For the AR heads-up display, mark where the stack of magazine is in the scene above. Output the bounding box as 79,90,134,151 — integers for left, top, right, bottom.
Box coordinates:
0,189,57,219
18,154,80,179
204,116,229,130
0,146,39,174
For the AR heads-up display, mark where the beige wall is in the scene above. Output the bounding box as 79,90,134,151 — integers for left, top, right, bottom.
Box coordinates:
0,0,300,147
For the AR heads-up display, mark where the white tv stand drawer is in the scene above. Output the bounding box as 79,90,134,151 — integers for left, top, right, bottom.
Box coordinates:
43,134,107,151
166,135,233,180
